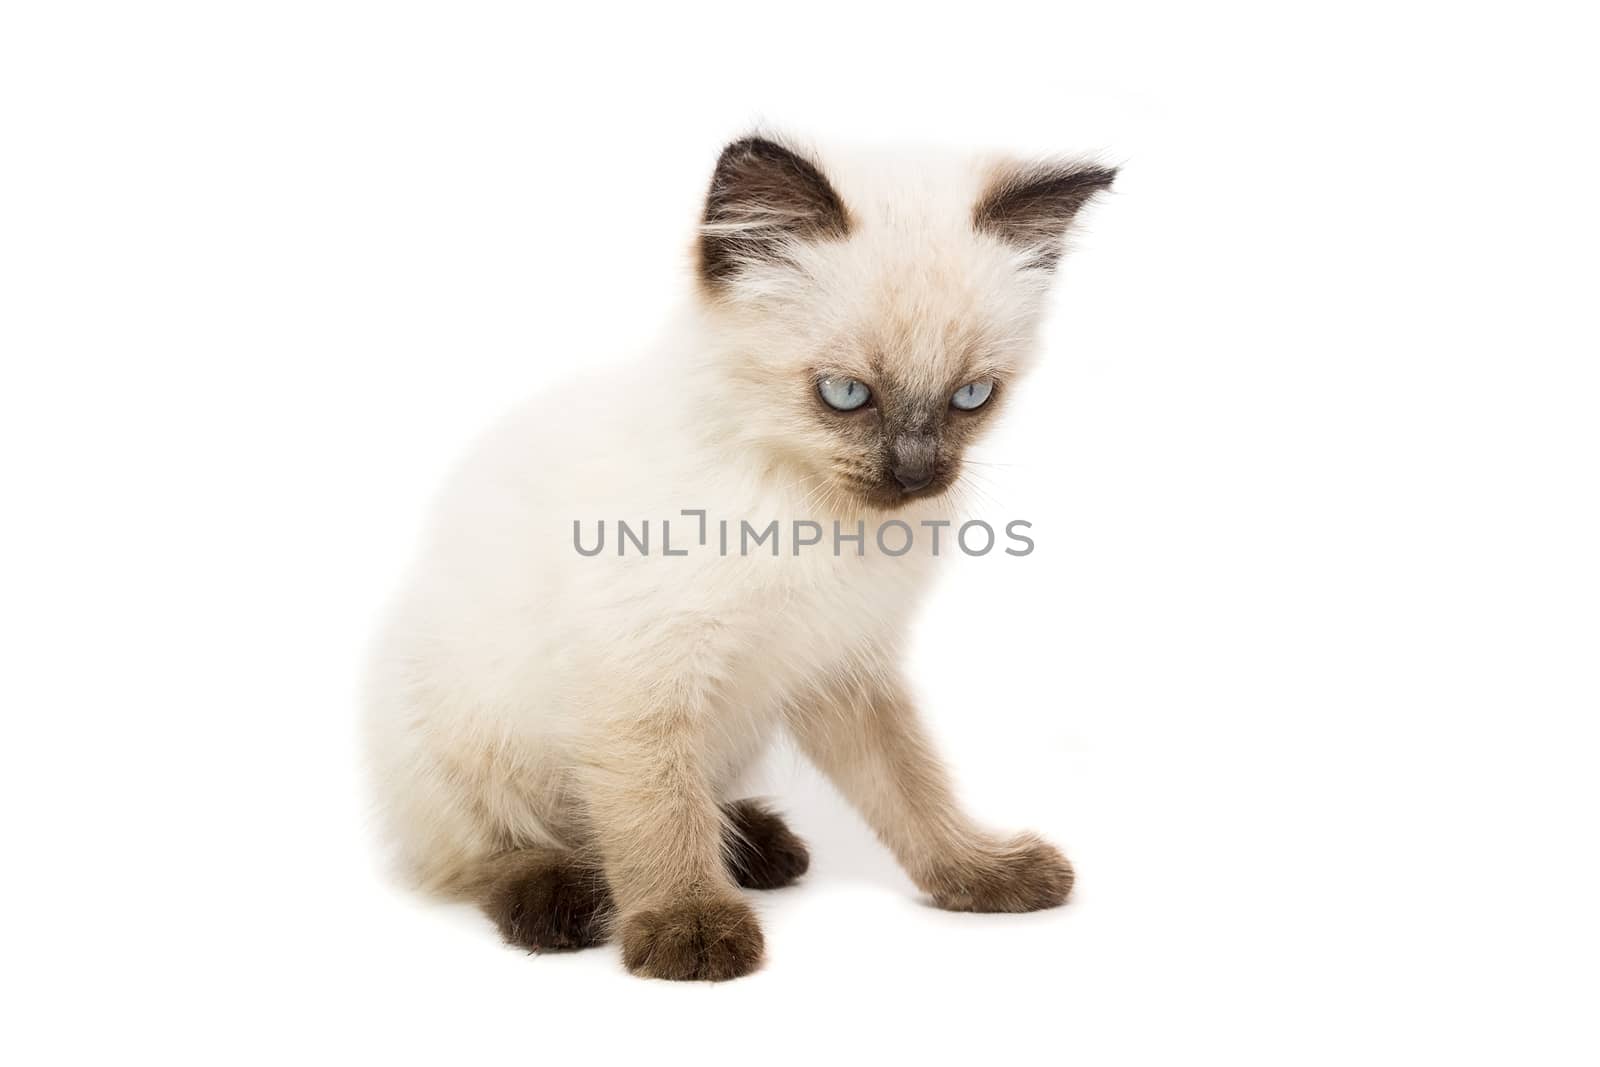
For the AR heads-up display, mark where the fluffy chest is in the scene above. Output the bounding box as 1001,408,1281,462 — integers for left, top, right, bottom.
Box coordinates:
697,547,935,704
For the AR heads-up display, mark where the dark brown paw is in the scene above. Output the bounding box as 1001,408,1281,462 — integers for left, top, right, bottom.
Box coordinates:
621,895,765,981
722,799,810,890
484,856,613,951
927,834,1075,913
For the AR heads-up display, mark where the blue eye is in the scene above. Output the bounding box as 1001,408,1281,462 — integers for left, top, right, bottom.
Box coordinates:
951,378,995,410
818,376,871,411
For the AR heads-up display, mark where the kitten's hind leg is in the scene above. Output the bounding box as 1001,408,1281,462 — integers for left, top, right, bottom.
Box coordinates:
474,848,614,952
721,800,810,890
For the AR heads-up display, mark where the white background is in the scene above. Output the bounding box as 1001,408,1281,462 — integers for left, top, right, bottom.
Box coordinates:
2,2,1596,1063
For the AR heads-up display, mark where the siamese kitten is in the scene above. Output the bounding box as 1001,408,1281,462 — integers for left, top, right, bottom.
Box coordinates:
365,134,1116,980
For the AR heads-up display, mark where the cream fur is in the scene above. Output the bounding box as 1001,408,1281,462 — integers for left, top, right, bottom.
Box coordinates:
364,139,1105,954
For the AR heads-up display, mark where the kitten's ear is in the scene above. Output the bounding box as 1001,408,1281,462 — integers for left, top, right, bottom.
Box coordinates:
973,161,1118,269
698,136,852,291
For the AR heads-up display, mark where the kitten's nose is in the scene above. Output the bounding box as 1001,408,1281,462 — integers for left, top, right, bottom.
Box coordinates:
892,465,934,493
890,435,937,493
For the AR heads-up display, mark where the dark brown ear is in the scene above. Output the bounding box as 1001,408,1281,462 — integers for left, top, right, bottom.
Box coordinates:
698,136,852,289
973,161,1117,269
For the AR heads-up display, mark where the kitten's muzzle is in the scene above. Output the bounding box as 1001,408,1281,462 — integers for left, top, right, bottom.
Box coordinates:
889,435,938,494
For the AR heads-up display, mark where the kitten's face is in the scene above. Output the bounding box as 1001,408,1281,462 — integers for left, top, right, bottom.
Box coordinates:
805,361,1000,510
696,136,1114,513
796,277,1023,511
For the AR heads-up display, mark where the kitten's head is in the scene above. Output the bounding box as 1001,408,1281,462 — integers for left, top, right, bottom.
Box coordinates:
694,134,1115,512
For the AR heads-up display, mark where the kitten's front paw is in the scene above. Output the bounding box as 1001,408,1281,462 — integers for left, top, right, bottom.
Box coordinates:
620,895,765,981
927,833,1075,913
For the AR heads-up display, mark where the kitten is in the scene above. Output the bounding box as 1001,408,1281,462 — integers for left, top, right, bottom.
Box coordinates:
365,133,1116,980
